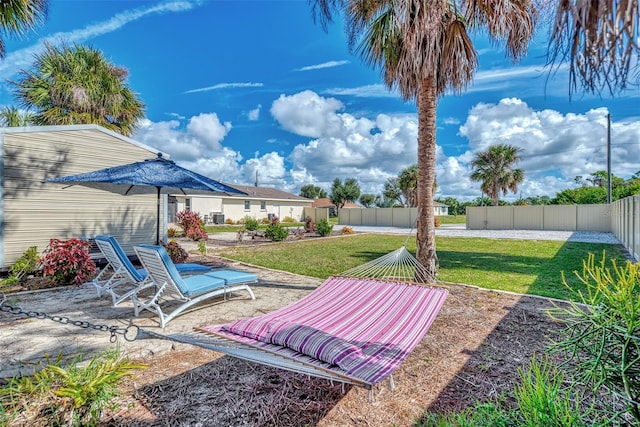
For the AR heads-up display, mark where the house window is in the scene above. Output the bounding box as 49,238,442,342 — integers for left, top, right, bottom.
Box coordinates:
260,201,266,211
244,200,250,210
185,198,191,211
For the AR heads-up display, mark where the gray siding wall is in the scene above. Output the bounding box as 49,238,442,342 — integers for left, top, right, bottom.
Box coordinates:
2,127,159,268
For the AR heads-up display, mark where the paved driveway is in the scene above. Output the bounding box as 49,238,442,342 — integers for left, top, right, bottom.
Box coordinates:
335,224,621,244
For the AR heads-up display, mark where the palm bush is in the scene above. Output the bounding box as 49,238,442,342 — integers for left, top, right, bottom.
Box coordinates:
0,350,146,427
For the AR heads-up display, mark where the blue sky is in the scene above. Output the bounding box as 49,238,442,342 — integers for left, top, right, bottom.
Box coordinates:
1,0,639,201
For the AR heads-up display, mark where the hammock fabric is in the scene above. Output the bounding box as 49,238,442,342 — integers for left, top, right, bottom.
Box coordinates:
198,276,448,387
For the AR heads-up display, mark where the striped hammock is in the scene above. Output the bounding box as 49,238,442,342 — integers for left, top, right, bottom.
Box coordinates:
197,272,448,388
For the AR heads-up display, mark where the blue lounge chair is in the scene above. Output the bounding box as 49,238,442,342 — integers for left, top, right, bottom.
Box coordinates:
133,244,256,328
92,235,212,306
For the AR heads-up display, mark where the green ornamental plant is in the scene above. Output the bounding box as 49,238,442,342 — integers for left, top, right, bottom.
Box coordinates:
264,223,288,242
514,356,594,426
243,216,260,231
2,246,39,286
552,252,640,425
315,219,333,237
39,238,96,286
0,350,146,427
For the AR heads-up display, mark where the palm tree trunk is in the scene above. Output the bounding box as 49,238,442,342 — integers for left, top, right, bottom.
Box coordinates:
416,77,438,283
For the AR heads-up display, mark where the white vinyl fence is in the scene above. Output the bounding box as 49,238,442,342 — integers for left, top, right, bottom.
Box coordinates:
467,197,640,261
339,208,418,227
611,196,640,261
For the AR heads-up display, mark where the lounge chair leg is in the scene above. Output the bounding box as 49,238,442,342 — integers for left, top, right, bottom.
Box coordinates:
368,388,374,403
389,374,395,391
341,383,345,394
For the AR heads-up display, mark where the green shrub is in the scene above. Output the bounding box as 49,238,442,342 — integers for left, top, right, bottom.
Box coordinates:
39,238,96,286
316,219,333,237
264,224,288,241
514,356,592,426
416,402,516,426
282,216,295,223
197,241,207,256
243,216,260,231
2,246,39,287
552,252,640,425
0,350,146,427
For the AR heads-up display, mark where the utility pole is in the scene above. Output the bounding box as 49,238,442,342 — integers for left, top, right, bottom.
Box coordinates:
607,113,612,204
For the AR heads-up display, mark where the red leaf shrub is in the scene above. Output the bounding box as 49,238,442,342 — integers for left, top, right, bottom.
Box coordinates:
175,210,208,241
39,238,96,286
161,240,188,264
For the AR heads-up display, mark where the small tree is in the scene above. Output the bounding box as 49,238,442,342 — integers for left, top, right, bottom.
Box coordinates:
299,184,327,199
359,193,375,207
470,144,524,206
330,177,360,215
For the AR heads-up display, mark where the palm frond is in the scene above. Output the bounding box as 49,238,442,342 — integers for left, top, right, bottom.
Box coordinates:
547,0,640,96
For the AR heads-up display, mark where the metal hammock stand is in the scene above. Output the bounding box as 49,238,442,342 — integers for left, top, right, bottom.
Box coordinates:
339,225,438,284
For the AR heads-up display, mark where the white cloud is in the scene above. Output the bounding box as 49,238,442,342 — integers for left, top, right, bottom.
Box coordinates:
247,104,261,121
183,82,263,94
438,97,640,201
270,90,345,138
295,60,349,71
136,93,640,203
241,153,287,186
270,90,419,194
134,113,233,162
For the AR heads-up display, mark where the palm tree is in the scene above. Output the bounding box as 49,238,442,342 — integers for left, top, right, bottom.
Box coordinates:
0,0,48,58
0,106,34,127
470,144,525,206
548,1,640,96
11,43,145,136
310,0,536,282
398,164,418,207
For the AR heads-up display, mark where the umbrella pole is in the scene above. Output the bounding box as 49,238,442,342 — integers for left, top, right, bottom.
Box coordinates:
156,186,161,245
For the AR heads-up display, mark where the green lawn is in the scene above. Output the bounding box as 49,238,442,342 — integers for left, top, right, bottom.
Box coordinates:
437,215,466,224
214,234,626,301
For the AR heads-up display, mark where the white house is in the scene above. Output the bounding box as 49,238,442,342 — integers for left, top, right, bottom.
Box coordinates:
170,185,313,224
0,125,161,269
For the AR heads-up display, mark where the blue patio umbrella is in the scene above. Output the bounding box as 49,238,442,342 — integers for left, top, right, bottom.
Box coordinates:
44,153,246,244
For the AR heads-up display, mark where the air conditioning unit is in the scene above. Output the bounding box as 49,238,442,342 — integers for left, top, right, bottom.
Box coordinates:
212,213,225,224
